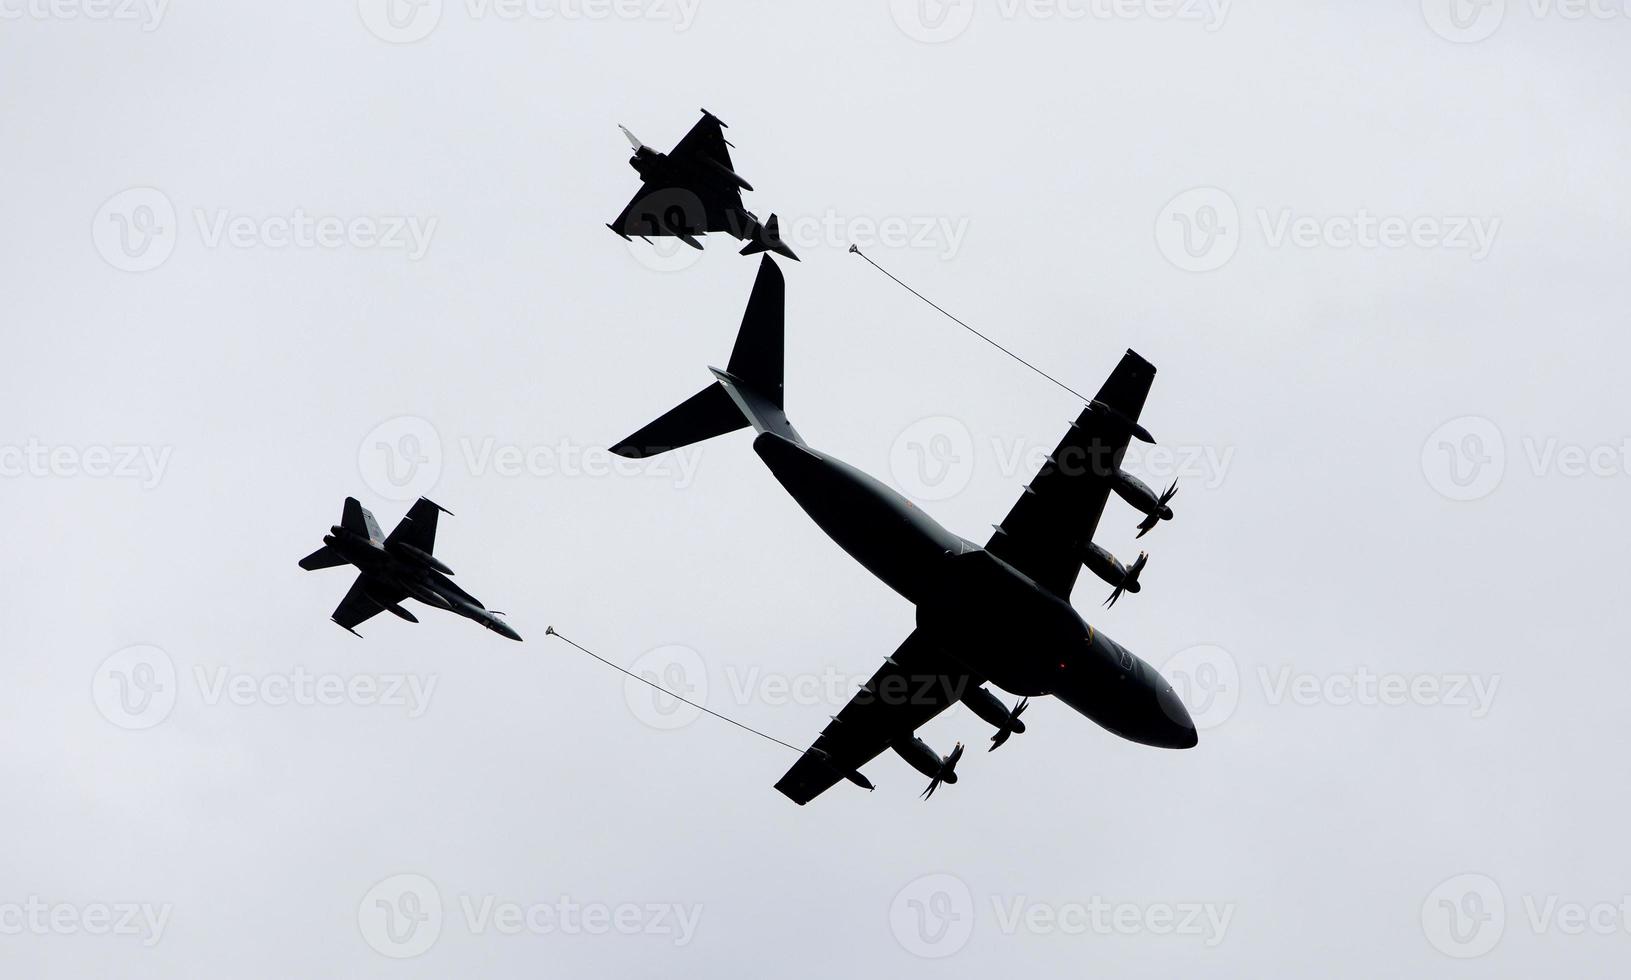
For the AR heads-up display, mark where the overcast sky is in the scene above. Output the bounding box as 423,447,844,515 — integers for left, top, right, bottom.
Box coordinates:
3,1,1628,976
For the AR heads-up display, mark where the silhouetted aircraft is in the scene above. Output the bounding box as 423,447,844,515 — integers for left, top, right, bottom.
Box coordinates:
606,109,798,261
612,257,1194,804
298,497,521,641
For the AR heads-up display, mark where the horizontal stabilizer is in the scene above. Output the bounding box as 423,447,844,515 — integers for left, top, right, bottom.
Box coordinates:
611,382,746,459
298,545,347,571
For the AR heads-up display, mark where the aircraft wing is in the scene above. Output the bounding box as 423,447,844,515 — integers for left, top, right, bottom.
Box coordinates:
609,182,742,238
330,574,403,635
775,630,981,805
985,350,1156,598
669,110,735,174
384,497,448,556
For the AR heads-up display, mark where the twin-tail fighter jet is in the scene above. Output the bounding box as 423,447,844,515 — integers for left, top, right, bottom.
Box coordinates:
299,497,521,641
612,256,1193,804
607,109,798,261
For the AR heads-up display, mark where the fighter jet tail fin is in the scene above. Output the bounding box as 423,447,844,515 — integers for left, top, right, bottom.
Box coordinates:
342,497,384,543
298,545,347,571
739,214,798,261
612,256,798,458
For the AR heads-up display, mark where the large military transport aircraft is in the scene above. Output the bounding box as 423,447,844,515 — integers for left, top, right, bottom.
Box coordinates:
607,108,798,261
298,497,521,641
611,256,1195,804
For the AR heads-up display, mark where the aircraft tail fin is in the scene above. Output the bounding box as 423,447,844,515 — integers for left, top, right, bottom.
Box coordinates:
739,214,798,261
612,256,800,458
342,497,383,543
298,545,347,571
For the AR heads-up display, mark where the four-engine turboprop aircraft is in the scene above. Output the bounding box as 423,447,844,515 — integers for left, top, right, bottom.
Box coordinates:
606,108,799,261
298,497,521,641
612,256,1194,804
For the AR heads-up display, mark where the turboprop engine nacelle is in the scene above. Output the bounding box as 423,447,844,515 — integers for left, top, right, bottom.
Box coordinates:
892,735,964,799
961,686,1030,751
1112,470,1178,538
1083,543,1148,608
391,542,454,577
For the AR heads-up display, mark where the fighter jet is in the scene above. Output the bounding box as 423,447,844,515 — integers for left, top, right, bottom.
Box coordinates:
612,257,1193,804
298,497,521,641
606,109,798,261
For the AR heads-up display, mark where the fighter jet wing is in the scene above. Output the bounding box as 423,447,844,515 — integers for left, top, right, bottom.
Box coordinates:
985,350,1156,598
775,630,981,805
383,497,448,556
330,574,403,635
669,110,734,174
609,181,743,239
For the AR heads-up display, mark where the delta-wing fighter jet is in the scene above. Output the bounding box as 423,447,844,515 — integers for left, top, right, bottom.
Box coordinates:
612,257,1193,804
607,109,798,261
298,497,521,641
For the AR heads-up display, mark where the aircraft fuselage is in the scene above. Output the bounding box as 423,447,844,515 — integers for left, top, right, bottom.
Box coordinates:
323,529,519,640
751,431,1196,749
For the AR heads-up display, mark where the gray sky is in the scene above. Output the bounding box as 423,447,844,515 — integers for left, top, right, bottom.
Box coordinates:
3,1,1628,976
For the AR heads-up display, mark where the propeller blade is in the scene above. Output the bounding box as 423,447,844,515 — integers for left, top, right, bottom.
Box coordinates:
1105,586,1124,608
617,124,644,150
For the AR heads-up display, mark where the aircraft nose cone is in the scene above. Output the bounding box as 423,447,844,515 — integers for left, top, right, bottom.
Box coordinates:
491,620,522,642
1156,681,1198,749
